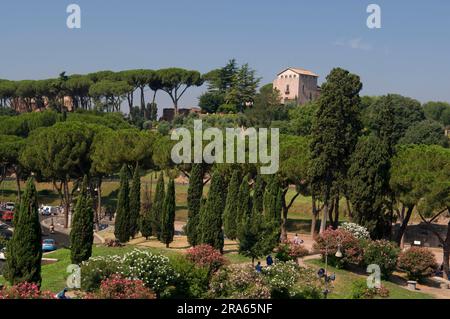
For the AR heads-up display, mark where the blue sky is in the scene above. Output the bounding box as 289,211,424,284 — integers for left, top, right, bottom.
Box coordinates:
1,0,449,112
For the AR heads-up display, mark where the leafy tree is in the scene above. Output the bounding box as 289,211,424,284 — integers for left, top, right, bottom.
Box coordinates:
198,172,226,252
20,122,95,228
114,165,131,243
186,164,204,246
198,91,225,114
423,101,450,126
288,102,318,136
5,178,42,285
152,172,165,239
309,68,363,232
89,80,132,112
347,136,391,239
129,164,141,239
223,170,240,240
245,84,284,126
160,179,175,248
70,176,94,264
158,68,204,115
368,94,425,153
140,182,153,240
226,64,260,112
399,120,449,147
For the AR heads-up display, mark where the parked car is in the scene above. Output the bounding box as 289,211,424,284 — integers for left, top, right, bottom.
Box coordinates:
0,211,14,222
4,202,15,211
39,205,60,216
42,239,57,252
0,247,6,260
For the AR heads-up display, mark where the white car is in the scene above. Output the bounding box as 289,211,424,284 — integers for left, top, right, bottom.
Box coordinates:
4,202,15,211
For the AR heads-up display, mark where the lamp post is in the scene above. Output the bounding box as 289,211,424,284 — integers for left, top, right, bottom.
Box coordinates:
319,244,343,299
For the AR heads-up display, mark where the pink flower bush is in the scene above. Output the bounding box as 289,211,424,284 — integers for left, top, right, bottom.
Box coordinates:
0,282,54,299
398,247,438,281
186,244,226,272
314,227,363,268
85,274,155,299
275,241,309,262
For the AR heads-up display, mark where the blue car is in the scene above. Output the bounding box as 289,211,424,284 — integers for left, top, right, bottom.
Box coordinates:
42,239,57,252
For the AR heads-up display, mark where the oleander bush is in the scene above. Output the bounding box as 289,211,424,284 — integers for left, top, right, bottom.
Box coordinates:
167,255,210,299
314,227,363,268
363,240,400,279
339,222,370,240
0,282,54,299
397,247,438,281
84,274,156,299
81,255,122,292
186,244,226,273
275,241,309,262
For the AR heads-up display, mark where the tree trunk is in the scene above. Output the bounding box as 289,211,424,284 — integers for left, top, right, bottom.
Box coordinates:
345,197,353,220
443,218,450,282
95,177,102,232
63,179,70,228
320,201,328,234
311,196,318,238
396,205,414,248
15,170,21,202
332,197,340,229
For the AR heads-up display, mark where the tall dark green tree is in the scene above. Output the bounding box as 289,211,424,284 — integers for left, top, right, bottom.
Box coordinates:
237,174,252,234
160,179,175,248
198,172,226,252
347,136,391,239
186,164,203,246
129,164,141,239
140,183,153,240
5,178,42,285
114,165,131,243
70,176,94,264
223,170,240,240
152,172,165,239
309,68,363,232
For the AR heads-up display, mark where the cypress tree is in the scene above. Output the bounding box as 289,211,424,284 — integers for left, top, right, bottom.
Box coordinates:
223,170,240,240
186,164,203,246
198,172,226,252
237,174,252,235
5,178,42,285
70,176,94,264
129,164,141,239
114,165,131,243
152,172,165,239
140,183,153,240
160,179,175,248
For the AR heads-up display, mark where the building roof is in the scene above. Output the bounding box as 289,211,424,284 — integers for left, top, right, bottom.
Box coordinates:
278,67,319,77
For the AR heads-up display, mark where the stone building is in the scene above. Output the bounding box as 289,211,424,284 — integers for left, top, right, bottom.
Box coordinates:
273,67,320,105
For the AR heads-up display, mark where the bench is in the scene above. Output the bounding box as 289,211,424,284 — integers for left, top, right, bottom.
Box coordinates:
407,280,417,290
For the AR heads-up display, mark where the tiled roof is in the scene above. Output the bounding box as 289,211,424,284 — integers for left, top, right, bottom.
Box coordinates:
278,67,319,77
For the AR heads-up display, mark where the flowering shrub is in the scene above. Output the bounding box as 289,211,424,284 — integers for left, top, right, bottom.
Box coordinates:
208,265,271,299
81,255,122,292
275,241,309,262
340,222,370,240
350,279,390,299
121,249,178,294
262,261,300,298
0,282,54,299
397,247,438,281
84,274,155,299
186,244,226,272
363,240,400,279
314,227,363,268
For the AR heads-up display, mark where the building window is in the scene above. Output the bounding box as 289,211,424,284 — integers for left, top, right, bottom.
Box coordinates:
302,85,305,94
285,84,290,94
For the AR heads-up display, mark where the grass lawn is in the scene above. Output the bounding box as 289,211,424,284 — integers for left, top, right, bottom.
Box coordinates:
305,259,434,299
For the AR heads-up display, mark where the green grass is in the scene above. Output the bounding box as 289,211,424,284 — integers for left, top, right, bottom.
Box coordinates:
305,259,434,299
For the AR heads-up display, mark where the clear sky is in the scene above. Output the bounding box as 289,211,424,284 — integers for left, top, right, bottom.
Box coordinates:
1,0,449,112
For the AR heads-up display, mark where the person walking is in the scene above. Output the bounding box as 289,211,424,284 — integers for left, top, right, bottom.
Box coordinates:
255,261,262,273
266,255,273,267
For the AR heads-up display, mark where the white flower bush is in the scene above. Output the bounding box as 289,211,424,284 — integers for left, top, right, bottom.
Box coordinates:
81,249,178,294
339,222,370,240
262,261,300,296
